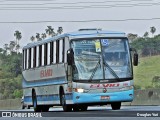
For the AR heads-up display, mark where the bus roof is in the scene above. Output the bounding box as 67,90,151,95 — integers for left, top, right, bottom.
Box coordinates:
23,29,126,49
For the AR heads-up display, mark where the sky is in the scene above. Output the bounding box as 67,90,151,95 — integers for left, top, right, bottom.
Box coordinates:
1,0,160,49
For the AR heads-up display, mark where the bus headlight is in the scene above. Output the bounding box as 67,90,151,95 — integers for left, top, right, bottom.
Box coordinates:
74,88,84,93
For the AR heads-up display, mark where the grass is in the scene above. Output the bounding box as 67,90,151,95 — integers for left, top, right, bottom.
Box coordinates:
133,55,160,89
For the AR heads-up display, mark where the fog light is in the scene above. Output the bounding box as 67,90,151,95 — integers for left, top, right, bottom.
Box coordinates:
76,96,80,99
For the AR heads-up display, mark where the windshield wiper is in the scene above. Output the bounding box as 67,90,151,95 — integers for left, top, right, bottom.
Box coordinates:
103,60,120,80
89,57,101,82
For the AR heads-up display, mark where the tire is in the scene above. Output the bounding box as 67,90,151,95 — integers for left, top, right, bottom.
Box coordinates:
21,103,25,109
80,105,88,111
73,105,88,111
73,105,80,112
41,106,50,112
60,90,72,112
111,102,121,110
32,91,41,112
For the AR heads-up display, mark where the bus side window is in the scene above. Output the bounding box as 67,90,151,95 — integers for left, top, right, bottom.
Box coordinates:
28,48,31,69
33,46,37,68
23,50,25,70
44,43,48,66
39,45,42,66
50,42,54,64
36,46,39,67
56,40,59,63
62,39,65,63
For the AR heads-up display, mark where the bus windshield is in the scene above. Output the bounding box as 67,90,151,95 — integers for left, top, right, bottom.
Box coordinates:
71,38,132,81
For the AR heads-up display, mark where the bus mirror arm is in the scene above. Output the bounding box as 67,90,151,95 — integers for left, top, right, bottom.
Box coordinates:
67,48,74,66
130,48,138,66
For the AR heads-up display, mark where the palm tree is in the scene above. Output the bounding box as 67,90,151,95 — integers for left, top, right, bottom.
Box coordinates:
41,33,47,40
36,33,42,41
57,27,63,35
15,44,20,54
0,48,3,53
4,44,9,51
3,44,9,55
143,32,149,38
45,26,55,37
9,41,16,52
14,30,22,53
150,26,156,37
30,36,35,42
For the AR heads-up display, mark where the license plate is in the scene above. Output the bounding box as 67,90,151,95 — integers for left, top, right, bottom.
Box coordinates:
101,96,110,100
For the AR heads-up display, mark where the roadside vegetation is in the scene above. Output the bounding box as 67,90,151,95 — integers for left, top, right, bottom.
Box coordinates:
0,26,63,100
133,55,160,89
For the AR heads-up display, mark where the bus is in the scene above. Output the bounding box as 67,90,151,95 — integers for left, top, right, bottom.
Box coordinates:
22,28,138,112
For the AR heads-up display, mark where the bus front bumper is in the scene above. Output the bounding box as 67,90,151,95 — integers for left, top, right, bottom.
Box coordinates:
72,89,134,104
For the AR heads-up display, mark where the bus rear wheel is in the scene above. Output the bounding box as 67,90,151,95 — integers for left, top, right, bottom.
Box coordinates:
41,105,50,112
73,105,88,111
111,102,121,110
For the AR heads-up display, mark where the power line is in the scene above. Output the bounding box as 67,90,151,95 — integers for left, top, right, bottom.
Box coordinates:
0,1,160,10
0,0,155,5
0,17,160,23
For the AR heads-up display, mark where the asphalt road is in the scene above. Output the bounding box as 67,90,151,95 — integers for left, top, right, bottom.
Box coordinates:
1,106,160,120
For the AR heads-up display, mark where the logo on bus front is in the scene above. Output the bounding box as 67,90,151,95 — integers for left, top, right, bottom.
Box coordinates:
90,83,120,88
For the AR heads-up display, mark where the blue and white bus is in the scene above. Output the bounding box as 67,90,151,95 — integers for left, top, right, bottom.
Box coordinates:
22,28,138,112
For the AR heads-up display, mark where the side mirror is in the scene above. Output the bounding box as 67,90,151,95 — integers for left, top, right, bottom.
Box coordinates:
130,48,138,66
67,48,74,65
133,53,138,66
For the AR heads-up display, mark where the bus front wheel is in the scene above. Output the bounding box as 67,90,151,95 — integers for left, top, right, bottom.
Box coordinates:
60,90,72,112
111,102,121,110
32,91,40,112
80,105,88,111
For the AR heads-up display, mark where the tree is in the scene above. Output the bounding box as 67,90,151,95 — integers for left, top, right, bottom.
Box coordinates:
30,36,35,42
57,27,63,35
41,33,47,40
9,41,16,52
0,48,3,53
127,33,138,43
143,32,149,38
150,26,156,37
3,44,9,55
36,33,42,41
15,44,20,54
45,26,55,37
3,44,9,51
14,30,22,53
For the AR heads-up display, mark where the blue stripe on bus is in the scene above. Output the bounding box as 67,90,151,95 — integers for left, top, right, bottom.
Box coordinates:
22,76,67,88
24,93,73,103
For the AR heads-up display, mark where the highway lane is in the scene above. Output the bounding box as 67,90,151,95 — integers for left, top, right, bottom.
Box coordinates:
1,106,160,118
1,105,160,111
